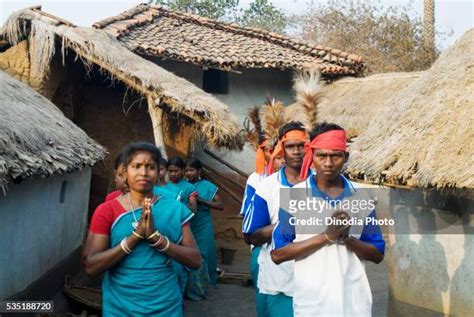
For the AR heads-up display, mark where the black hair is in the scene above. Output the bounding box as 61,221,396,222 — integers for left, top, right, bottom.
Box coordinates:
278,121,305,139
185,157,203,170
167,156,185,169
121,142,162,166
114,151,126,170
309,122,345,140
159,157,168,168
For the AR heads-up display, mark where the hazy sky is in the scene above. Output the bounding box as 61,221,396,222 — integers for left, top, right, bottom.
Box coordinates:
1,0,472,49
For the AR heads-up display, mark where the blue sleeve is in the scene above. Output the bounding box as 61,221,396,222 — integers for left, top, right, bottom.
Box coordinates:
179,203,194,226
208,181,218,201
166,201,193,245
242,194,270,234
187,183,198,198
240,183,256,216
359,210,385,254
272,208,296,249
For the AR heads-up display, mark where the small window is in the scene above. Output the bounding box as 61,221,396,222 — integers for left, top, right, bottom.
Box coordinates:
203,68,229,94
60,180,67,203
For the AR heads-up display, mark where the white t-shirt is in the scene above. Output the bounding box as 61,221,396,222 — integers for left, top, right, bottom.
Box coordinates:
272,175,385,316
242,168,296,297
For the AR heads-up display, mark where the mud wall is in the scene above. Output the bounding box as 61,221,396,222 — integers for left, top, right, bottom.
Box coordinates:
358,183,474,316
0,40,65,99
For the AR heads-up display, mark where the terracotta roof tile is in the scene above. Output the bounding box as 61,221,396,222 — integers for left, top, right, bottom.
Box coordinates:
93,4,365,75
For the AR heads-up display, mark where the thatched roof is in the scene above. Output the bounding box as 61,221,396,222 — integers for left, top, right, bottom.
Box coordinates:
0,7,243,150
345,29,474,189
316,72,424,138
0,70,105,192
93,4,364,76
281,70,423,139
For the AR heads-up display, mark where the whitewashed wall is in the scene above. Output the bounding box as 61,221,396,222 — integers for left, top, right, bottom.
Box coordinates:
150,59,294,173
0,168,92,299
354,183,474,316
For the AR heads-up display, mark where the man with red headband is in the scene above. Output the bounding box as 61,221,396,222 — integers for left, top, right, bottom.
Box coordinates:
243,121,309,317
271,122,385,317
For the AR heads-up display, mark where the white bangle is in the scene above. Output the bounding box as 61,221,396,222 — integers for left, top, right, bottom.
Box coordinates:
132,231,145,239
123,238,132,253
150,234,164,247
120,238,131,254
148,230,160,240
157,236,170,252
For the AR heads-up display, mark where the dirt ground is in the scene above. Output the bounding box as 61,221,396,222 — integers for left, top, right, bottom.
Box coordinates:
48,249,388,316
185,252,389,316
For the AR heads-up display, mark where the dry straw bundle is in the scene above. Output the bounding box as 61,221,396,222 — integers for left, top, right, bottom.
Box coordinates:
0,70,105,192
346,29,474,189
0,8,244,151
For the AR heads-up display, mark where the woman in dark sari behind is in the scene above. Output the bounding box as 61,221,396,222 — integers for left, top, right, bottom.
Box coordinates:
185,157,223,299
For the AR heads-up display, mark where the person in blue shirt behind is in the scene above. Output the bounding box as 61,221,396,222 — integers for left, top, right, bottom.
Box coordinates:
240,139,273,217
240,137,278,317
242,121,309,317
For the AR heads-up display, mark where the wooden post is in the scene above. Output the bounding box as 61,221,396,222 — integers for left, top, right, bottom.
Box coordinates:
147,96,167,159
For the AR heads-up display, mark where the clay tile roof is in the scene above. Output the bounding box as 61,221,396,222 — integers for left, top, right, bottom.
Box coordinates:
93,4,365,76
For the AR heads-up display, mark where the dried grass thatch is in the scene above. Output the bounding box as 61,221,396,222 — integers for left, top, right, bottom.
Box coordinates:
315,72,423,138
346,29,474,189
0,7,243,150
0,70,105,192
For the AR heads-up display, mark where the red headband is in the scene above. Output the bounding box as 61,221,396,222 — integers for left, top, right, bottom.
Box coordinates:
299,130,347,179
268,130,308,175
